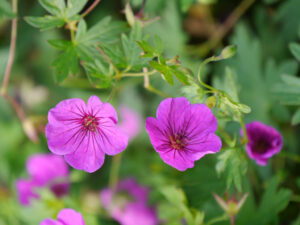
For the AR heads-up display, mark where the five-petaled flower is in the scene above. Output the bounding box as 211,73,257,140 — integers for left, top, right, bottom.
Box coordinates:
242,121,283,166
45,96,128,173
40,208,85,225
100,178,158,225
145,97,222,171
16,153,69,206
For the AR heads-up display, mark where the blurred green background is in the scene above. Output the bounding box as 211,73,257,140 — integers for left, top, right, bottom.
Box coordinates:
0,0,300,224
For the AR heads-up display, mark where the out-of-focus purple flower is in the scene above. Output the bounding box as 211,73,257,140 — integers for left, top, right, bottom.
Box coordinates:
118,106,141,140
100,179,158,225
16,180,39,205
45,96,128,173
16,154,69,206
40,208,85,225
242,121,283,166
145,97,221,171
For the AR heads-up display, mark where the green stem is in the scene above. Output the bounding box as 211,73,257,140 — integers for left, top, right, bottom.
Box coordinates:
239,114,248,144
205,214,229,225
146,85,170,98
197,57,217,91
122,70,157,77
70,29,75,42
109,154,123,192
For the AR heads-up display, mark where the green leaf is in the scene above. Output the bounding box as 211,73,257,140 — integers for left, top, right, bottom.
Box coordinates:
272,74,300,105
76,16,127,45
75,19,87,41
149,61,174,85
289,42,300,61
52,45,79,83
25,16,65,31
121,22,145,68
160,186,204,225
76,43,112,89
0,0,16,18
292,108,300,125
48,39,73,50
160,186,187,207
137,37,163,58
256,177,291,224
170,66,189,85
38,0,65,16
82,60,112,89
67,0,88,18
280,74,300,87
216,148,247,192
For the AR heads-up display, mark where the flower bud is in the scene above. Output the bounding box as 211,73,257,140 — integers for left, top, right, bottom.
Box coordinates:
220,45,237,59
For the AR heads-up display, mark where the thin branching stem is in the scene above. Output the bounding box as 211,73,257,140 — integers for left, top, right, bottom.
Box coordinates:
1,0,38,142
81,0,101,18
143,68,170,98
1,0,17,96
122,70,156,77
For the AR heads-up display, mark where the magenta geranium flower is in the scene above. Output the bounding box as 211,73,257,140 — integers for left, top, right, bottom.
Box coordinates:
118,105,141,140
16,153,69,206
40,208,85,225
242,121,283,166
100,179,158,225
45,96,128,173
145,97,222,171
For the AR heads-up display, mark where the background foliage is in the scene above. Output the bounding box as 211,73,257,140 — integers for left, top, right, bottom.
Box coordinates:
0,0,300,224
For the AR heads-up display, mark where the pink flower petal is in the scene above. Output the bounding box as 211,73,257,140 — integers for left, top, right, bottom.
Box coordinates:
97,118,128,155
16,179,39,206
185,133,222,161
57,209,85,225
26,154,69,186
64,134,106,173
159,149,195,171
46,99,87,155
145,117,169,149
40,219,63,225
118,106,141,140
87,96,118,123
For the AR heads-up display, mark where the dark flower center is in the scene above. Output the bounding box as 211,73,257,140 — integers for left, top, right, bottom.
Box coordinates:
169,133,188,150
51,183,68,197
82,115,98,132
252,138,270,154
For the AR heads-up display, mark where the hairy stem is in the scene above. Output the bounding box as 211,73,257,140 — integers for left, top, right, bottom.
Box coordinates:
1,0,38,143
143,68,170,98
81,0,101,18
122,70,156,77
1,0,17,96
